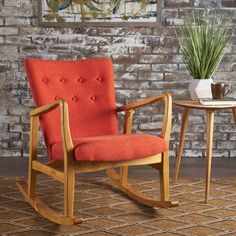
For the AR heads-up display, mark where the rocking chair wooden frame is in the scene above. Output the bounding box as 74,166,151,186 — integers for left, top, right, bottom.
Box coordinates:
17,92,178,225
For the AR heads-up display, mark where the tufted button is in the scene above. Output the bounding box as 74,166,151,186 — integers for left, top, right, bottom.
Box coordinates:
42,77,48,83
77,77,83,83
55,96,60,101
96,77,102,82
72,96,78,102
60,78,65,83
90,96,96,101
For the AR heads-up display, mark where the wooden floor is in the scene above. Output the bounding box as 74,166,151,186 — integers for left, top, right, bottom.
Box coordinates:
0,157,235,178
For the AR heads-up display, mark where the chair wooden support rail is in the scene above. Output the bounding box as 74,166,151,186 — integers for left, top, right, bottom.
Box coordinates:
17,93,178,225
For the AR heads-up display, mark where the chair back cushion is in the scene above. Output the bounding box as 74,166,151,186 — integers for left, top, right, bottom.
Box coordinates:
25,58,119,157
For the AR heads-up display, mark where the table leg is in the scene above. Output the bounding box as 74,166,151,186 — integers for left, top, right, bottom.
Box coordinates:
174,108,190,183
232,108,236,126
205,111,214,204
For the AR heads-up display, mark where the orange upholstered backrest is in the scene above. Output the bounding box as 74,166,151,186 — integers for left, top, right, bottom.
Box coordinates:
25,58,119,157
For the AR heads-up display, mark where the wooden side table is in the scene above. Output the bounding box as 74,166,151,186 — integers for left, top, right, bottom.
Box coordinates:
173,100,236,203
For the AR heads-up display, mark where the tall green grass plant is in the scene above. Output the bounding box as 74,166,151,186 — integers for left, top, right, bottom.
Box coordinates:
176,15,233,79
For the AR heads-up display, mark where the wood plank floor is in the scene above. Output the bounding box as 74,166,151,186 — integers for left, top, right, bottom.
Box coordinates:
0,157,235,178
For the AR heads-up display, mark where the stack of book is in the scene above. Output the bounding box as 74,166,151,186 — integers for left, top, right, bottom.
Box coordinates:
199,98,236,106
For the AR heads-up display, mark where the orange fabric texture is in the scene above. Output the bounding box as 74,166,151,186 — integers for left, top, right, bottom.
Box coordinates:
25,58,119,159
51,134,167,161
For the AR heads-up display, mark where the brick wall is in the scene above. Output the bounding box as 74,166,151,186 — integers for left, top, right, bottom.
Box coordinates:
0,0,236,159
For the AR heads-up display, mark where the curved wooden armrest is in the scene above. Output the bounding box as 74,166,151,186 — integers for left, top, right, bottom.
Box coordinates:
117,94,167,112
117,93,172,141
29,99,74,161
30,100,61,117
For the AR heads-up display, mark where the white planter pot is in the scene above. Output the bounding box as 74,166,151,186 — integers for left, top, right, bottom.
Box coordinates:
189,79,213,100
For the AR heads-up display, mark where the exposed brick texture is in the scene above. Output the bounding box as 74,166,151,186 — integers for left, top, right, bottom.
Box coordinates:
221,0,236,7
0,0,236,159
165,0,194,7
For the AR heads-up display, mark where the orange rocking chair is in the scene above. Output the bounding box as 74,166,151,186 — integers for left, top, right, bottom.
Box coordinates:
17,57,178,225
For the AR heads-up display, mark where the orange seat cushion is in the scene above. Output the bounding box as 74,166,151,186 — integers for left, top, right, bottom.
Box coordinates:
51,134,167,162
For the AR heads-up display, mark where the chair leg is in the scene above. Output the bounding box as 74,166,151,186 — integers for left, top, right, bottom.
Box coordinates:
17,177,81,225
28,161,37,197
107,166,178,208
28,116,38,197
159,152,170,201
17,159,81,225
120,166,128,185
64,165,75,217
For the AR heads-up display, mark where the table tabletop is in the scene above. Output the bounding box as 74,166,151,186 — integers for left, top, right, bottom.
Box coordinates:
173,99,236,110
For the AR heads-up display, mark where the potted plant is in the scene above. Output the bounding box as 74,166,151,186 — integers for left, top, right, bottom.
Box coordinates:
175,15,233,100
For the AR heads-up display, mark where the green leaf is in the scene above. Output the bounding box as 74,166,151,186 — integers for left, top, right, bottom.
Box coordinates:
175,14,234,79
